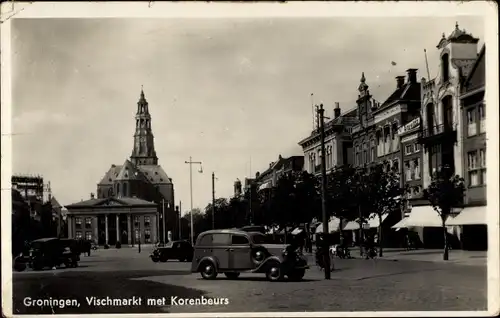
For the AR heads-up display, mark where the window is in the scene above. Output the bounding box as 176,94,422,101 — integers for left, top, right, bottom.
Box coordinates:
123,183,128,197
393,159,399,173
85,218,92,229
442,53,450,82
468,151,479,186
212,234,231,245
478,104,486,133
108,188,113,197
231,235,249,245
76,217,82,228
414,143,420,153
75,231,83,239
405,144,413,155
144,216,151,227
371,147,376,163
467,108,477,136
405,161,412,181
413,158,421,180
198,234,213,246
85,231,92,241
134,216,139,227
480,149,486,185
135,229,140,240
392,123,399,151
144,230,151,243
116,183,120,196
384,127,391,154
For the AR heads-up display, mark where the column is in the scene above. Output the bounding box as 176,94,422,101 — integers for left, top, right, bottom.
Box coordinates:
105,214,109,245
116,214,120,243
92,216,98,244
67,215,73,238
151,214,157,244
127,215,132,245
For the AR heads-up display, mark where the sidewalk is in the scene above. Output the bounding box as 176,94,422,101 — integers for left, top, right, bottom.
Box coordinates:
306,247,487,266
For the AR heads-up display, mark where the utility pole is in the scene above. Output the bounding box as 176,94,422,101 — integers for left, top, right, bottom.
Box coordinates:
212,172,216,229
185,157,203,246
317,103,332,279
178,201,182,240
161,199,166,243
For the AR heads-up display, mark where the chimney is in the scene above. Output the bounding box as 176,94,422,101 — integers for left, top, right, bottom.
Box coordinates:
278,154,282,160
255,171,260,178
334,102,341,118
396,76,405,89
90,193,95,199
406,68,418,84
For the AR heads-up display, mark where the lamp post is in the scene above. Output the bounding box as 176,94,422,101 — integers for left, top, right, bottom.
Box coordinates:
317,103,332,279
185,157,203,245
179,201,182,240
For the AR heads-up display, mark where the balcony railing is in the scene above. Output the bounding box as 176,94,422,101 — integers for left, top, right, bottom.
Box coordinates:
420,123,457,139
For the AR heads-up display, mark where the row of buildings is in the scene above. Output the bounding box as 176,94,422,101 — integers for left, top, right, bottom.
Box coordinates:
238,23,487,250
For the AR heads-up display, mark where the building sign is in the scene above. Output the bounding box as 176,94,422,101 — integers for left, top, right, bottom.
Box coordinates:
374,105,402,124
398,117,420,136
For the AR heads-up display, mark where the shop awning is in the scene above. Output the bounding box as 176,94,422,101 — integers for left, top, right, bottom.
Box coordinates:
405,206,444,227
258,182,272,191
343,220,361,231
315,217,343,234
392,217,410,229
446,206,487,226
368,213,389,228
291,228,304,235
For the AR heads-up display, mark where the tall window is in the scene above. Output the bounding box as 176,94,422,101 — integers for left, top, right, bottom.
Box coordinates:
391,123,399,151
384,126,391,154
442,53,450,82
480,149,486,185
123,183,128,197
85,232,92,241
468,151,479,186
116,183,121,197
376,130,383,157
414,143,421,152
134,216,140,227
478,104,486,133
85,218,92,229
405,161,412,181
426,103,435,134
370,139,376,162
467,108,476,136
75,231,83,239
144,230,151,243
144,216,151,227
362,142,368,164
76,217,82,228
413,158,421,180
442,96,453,129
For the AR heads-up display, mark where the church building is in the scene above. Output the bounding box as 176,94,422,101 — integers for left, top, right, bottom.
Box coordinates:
65,88,176,246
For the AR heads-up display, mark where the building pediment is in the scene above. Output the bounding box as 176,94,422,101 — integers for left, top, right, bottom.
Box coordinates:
65,197,157,209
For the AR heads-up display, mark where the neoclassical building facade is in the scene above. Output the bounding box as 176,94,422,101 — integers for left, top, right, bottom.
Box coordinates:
65,88,176,245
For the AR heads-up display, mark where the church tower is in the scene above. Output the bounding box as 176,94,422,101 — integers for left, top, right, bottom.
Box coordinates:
130,87,158,166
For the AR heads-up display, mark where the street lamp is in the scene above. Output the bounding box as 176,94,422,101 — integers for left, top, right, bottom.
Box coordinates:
185,157,203,245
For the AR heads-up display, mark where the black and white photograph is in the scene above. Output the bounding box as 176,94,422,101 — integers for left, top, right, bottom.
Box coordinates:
1,2,498,317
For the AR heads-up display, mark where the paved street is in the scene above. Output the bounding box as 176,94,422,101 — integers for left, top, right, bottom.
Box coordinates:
12,247,487,314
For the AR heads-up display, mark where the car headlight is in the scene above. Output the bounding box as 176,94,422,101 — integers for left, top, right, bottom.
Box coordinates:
282,249,288,257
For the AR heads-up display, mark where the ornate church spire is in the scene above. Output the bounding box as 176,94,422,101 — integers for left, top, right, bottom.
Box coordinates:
130,86,158,166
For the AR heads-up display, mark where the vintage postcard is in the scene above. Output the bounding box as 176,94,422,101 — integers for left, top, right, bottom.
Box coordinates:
1,1,498,317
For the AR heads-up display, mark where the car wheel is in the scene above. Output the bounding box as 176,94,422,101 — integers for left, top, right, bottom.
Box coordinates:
13,261,27,272
152,258,159,263
288,269,305,281
160,256,168,263
265,262,283,282
200,262,218,280
224,272,240,279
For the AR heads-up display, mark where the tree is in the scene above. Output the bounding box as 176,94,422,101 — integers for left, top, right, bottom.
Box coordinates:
361,162,409,257
423,166,465,260
324,165,359,234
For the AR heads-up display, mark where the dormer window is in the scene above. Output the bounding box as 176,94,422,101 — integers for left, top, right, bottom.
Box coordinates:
441,53,450,82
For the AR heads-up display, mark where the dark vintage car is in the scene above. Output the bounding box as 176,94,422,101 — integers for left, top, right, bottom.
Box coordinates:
150,240,193,263
19,238,80,271
191,229,309,282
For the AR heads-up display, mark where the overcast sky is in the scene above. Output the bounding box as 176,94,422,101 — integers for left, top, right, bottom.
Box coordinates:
11,16,484,213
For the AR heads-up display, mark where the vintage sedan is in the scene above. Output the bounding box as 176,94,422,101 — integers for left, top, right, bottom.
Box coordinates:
191,229,309,281
150,240,193,263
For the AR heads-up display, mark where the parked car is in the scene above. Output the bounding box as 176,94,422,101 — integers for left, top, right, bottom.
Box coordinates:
25,238,79,270
191,229,309,282
150,240,193,263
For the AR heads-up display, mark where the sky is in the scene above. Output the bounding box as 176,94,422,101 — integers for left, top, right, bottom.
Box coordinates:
11,16,484,214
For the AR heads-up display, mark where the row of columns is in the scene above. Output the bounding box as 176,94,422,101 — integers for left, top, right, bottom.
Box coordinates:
67,214,156,245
